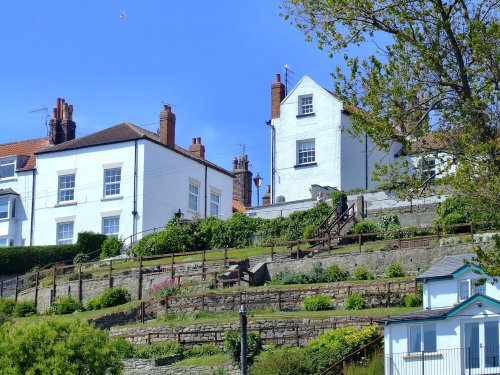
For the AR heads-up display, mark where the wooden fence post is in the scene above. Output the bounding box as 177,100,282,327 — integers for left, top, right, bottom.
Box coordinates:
14,276,19,302
138,257,143,300
34,271,40,308
164,296,169,315
224,247,228,268
328,233,331,253
108,260,113,289
470,222,475,240
387,282,391,307
202,250,206,280
213,272,218,289
0,280,3,298
52,267,57,302
171,254,175,280
297,240,301,259
436,225,441,240
358,234,363,252
78,264,82,302
271,243,275,261
278,290,282,311
295,326,300,347
397,230,401,249
140,301,145,323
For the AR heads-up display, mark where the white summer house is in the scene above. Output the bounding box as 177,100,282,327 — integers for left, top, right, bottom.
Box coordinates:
378,254,500,375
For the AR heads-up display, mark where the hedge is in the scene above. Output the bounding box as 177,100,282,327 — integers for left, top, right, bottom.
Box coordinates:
0,231,107,275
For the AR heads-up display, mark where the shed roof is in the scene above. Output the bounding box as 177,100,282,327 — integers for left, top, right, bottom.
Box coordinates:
416,254,475,281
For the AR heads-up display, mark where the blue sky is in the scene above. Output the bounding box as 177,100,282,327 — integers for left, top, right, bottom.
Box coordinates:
0,1,343,204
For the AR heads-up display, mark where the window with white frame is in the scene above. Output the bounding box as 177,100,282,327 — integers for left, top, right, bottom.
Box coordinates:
297,139,316,165
210,192,220,217
409,324,437,353
0,158,15,179
421,158,436,181
57,222,74,245
58,174,75,203
0,238,9,247
0,198,8,219
188,184,199,212
459,279,486,302
299,95,314,115
104,168,121,197
102,216,120,237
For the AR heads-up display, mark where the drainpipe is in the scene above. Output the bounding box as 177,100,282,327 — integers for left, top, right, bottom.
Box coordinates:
266,119,275,204
132,140,138,242
204,165,208,218
29,169,36,246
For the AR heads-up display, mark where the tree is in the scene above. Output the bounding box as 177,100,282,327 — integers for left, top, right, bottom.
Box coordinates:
0,320,123,374
469,235,500,284
281,0,499,215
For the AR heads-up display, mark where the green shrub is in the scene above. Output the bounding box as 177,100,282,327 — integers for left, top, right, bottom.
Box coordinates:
100,237,123,259
350,220,379,234
382,222,402,239
303,295,331,311
250,346,314,375
13,300,37,317
379,214,399,230
286,202,333,241
303,223,318,245
73,253,89,264
224,330,262,365
0,244,79,275
196,216,226,249
353,267,374,280
111,338,135,359
324,263,349,282
405,285,423,307
0,312,11,325
86,288,130,310
435,195,499,230
48,296,84,315
187,344,222,357
385,263,405,278
76,231,108,255
344,294,366,310
441,213,468,234
0,319,123,374
0,298,16,316
133,341,186,359
269,268,310,285
307,262,325,283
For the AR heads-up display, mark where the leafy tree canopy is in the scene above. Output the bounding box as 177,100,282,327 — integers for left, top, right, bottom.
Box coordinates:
281,0,499,215
0,320,123,375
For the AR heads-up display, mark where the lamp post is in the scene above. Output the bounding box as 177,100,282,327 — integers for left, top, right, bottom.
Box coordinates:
253,173,263,206
240,304,248,375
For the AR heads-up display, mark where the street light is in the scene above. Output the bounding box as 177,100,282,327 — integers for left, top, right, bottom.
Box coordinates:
253,173,263,206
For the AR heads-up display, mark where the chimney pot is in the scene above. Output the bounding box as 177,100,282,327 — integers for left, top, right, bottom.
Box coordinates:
276,74,281,83
197,137,201,144
271,74,286,119
159,105,176,148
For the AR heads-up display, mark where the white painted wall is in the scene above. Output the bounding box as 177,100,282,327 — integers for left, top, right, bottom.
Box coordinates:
33,139,233,246
0,169,36,246
423,270,500,309
141,140,233,232
384,303,500,375
34,142,138,246
273,76,344,202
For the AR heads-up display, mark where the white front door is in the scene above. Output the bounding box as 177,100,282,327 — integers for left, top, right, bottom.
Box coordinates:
463,320,500,374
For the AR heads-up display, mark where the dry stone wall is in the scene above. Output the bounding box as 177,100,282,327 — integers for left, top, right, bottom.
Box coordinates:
123,359,239,375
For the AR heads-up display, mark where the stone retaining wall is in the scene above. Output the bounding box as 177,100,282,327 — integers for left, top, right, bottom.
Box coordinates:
111,317,376,348
123,359,239,375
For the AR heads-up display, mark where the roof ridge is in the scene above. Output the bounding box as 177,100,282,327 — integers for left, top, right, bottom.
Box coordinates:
0,136,47,147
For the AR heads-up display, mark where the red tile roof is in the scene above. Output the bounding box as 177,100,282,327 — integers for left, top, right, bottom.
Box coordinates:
232,199,247,213
411,133,446,153
0,137,49,171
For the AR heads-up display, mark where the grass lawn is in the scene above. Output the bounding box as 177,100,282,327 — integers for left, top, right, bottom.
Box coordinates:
13,300,141,324
174,353,229,366
133,306,420,328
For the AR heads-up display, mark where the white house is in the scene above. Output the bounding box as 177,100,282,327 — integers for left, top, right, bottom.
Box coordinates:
378,254,500,375
0,99,233,246
0,138,49,246
268,74,402,203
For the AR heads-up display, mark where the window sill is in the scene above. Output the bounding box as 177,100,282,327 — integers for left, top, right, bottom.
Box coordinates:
55,201,77,207
294,162,317,169
403,352,442,360
0,177,17,182
101,195,123,202
296,113,316,119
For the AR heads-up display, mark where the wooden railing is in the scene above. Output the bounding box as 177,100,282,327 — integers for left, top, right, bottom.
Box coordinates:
315,204,357,238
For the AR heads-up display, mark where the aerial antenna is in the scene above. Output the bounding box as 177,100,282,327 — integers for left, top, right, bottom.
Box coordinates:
29,106,49,136
119,11,127,20
237,143,246,157
284,64,294,96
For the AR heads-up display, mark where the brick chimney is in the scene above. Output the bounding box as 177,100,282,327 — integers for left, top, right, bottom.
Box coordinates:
159,104,176,148
271,74,285,119
262,185,271,206
232,155,253,207
188,137,205,159
49,98,76,145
